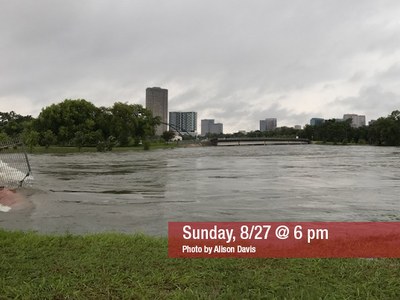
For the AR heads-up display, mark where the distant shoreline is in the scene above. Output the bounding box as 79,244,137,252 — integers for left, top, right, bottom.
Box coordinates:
25,141,396,154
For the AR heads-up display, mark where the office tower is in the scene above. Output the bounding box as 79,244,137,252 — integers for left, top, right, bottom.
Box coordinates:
146,87,168,135
310,118,325,126
343,114,366,128
201,119,223,136
169,112,197,134
260,118,277,131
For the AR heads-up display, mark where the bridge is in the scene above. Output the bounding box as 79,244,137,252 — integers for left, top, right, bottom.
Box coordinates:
210,137,310,146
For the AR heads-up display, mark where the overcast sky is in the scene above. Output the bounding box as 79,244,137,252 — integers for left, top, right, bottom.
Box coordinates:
1,0,400,132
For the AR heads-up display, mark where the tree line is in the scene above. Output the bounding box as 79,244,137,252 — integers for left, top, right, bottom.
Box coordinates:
1,101,399,149
0,99,160,151
299,110,400,146
205,110,400,146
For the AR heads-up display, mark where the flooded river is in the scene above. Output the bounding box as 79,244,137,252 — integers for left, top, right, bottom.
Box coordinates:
1,145,400,235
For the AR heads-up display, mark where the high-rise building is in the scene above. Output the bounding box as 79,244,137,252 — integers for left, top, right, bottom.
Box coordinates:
201,119,223,136
146,87,168,135
310,118,325,126
169,112,197,134
260,118,277,131
343,114,366,128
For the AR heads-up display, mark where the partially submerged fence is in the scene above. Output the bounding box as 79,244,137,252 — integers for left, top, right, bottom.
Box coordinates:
0,139,32,189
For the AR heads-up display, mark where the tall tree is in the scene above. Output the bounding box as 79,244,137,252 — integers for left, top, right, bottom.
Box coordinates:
368,110,400,146
110,102,160,146
0,111,33,137
35,99,103,146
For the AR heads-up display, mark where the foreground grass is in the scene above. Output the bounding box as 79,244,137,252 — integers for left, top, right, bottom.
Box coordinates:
1,230,400,299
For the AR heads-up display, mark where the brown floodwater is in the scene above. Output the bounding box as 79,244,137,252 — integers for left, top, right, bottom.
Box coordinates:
1,145,399,236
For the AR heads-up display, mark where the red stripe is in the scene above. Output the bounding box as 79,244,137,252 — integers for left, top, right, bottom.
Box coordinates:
168,222,400,258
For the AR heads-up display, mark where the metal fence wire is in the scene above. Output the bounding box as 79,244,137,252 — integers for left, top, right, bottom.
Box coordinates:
0,139,33,189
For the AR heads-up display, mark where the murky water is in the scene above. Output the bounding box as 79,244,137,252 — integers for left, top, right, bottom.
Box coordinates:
1,145,400,235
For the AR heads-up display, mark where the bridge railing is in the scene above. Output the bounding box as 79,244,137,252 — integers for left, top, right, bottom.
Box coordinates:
211,137,310,146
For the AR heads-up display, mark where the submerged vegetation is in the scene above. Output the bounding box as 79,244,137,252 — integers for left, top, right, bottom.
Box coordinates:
1,229,400,299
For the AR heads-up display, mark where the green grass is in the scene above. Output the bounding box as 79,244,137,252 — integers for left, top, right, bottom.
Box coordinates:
1,230,400,299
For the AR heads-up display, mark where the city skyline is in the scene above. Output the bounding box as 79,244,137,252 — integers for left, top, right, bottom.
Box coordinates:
146,88,371,134
1,1,400,133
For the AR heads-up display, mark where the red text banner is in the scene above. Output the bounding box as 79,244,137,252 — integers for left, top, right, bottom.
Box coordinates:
168,222,400,258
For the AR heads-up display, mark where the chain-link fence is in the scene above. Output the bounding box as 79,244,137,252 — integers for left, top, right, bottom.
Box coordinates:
0,139,33,189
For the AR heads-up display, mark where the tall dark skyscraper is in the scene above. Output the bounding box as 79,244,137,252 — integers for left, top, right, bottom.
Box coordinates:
145,87,168,135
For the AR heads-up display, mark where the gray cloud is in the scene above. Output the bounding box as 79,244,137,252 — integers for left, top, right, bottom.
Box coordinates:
1,0,400,132
331,85,400,120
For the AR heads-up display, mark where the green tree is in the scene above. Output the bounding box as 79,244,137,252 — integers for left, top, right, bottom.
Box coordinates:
71,130,104,150
162,130,176,142
299,124,315,140
0,132,9,141
35,99,102,145
132,105,161,141
368,110,400,146
0,111,33,137
95,106,113,139
22,129,40,151
390,110,400,120
96,136,116,152
110,102,160,147
40,130,57,148
109,102,136,146
72,131,86,151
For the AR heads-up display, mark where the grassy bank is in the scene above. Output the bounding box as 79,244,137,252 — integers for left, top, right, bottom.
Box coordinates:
1,230,400,299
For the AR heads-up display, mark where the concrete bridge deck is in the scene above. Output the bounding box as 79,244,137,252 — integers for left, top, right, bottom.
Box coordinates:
211,138,310,146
